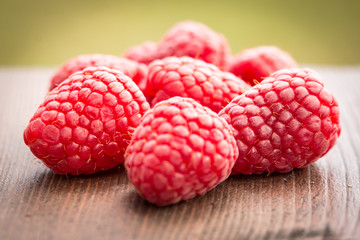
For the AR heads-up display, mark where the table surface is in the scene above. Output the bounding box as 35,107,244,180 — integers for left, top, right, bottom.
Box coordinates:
0,67,359,240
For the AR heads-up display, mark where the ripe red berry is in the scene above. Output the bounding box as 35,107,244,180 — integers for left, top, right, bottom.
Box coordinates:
156,21,231,68
125,97,238,206
219,68,341,175
24,67,150,175
50,54,148,92
227,46,297,86
123,41,158,65
146,56,250,113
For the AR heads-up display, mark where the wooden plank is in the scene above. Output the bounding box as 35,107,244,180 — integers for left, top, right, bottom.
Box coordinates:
0,67,359,240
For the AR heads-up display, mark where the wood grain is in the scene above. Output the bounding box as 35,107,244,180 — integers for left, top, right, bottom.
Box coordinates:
0,67,359,240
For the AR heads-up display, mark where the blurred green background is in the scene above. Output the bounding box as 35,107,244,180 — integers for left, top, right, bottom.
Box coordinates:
1,0,359,65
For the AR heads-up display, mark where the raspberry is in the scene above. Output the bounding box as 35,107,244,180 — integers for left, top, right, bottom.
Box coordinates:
24,67,150,175
146,56,250,113
227,46,297,86
124,41,158,65
219,68,341,175
50,54,148,92
125,97,238,206
156,21,231,68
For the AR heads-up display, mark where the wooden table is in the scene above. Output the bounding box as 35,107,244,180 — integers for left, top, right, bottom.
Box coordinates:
0,67,359,240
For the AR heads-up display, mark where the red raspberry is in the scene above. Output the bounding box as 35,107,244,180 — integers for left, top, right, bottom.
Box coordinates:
123,41,158,65
219,68,341,175
50,54,148,92
125,97,238,206
227,46,297,86
24,67,150,175
146,56,250,113
156,21,231,68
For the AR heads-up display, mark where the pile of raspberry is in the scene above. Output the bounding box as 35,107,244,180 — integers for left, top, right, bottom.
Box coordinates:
24,20,341,206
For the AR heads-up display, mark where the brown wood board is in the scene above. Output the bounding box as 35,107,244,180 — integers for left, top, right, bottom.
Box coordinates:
0,67,359,240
